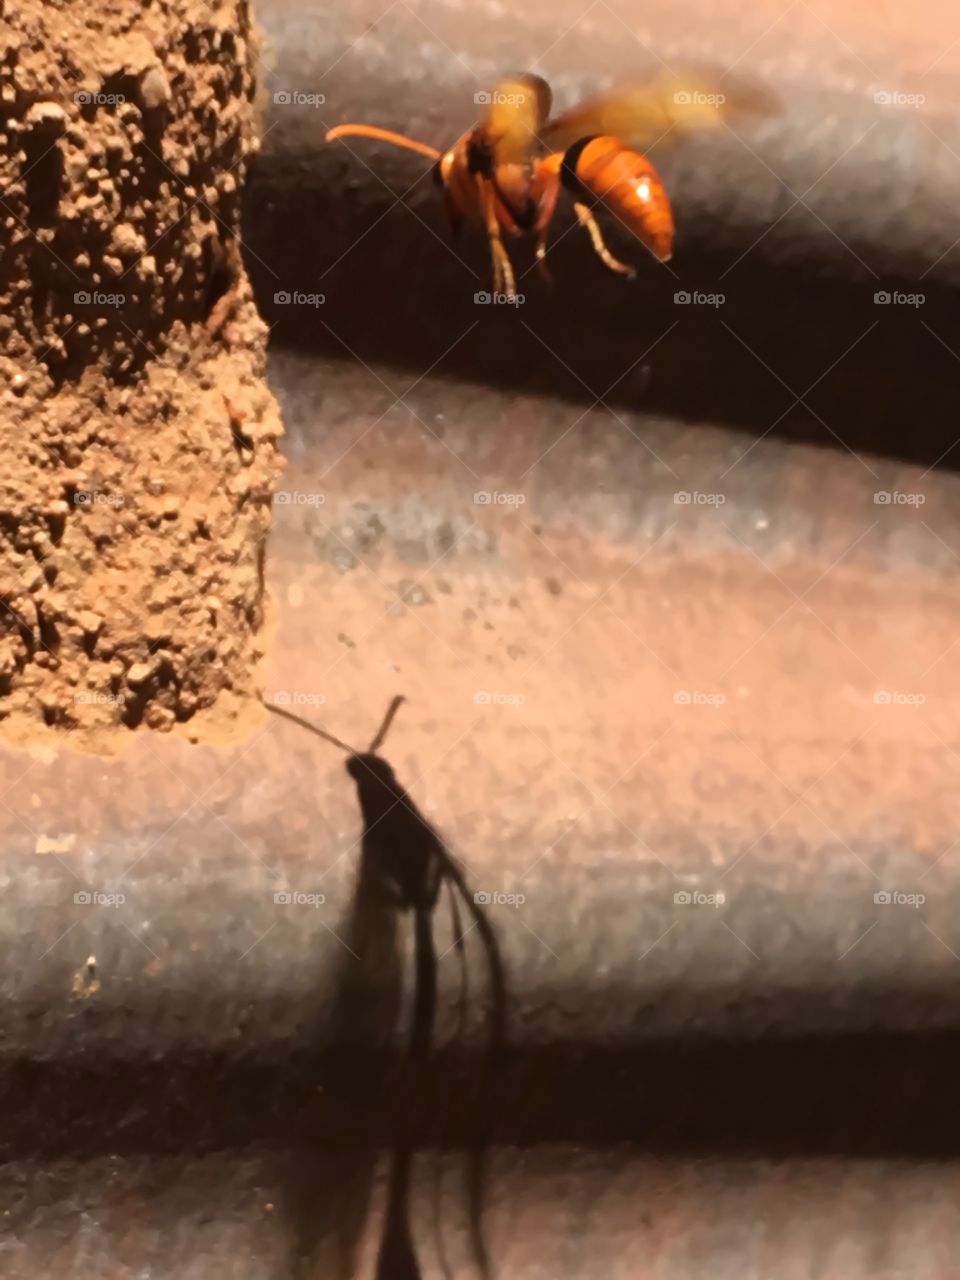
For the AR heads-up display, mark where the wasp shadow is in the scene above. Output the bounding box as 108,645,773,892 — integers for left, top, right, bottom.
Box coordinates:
274,704,505,1280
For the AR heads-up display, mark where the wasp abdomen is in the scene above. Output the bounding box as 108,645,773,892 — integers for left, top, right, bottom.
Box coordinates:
560,134,674,262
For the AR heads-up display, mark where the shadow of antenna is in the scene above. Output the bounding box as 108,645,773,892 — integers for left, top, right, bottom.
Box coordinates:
260,695,359,754
260,692,404,756
369,694,405,753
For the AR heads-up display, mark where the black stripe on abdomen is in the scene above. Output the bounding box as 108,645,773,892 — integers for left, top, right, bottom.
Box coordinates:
560,136,599,194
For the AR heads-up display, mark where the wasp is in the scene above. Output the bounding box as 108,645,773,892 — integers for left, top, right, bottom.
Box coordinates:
326,68,774,297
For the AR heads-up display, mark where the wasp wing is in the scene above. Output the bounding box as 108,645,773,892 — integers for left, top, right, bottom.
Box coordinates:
541,64,779,153
482,72,553,164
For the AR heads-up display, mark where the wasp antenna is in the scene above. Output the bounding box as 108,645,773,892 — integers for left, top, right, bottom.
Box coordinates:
368,695,406,753
325,123,442,161
261,694,358,755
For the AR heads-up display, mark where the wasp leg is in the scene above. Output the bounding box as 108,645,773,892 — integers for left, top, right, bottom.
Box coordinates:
477,176,517,298
573,202,636,279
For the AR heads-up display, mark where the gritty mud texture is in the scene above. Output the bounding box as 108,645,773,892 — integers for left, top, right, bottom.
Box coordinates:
0,0,283,751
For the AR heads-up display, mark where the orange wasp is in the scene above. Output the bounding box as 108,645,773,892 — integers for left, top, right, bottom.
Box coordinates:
326,68,774,297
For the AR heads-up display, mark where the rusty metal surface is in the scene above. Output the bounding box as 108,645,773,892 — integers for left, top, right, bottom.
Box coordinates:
4,1150,960,1279
4,348,960,1270
4,0,960,1274
4,359,960,1053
